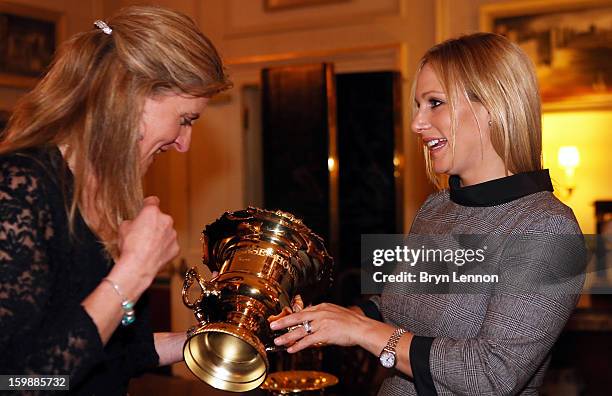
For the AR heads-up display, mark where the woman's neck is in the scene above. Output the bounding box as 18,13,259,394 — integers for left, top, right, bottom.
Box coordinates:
456,152,512,187
58,144,105,238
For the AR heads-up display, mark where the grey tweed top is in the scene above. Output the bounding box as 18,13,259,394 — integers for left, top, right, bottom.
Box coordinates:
373,170,584,396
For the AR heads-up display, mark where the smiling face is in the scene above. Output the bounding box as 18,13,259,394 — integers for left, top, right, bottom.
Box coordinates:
411,63,507,186
139,93,209,171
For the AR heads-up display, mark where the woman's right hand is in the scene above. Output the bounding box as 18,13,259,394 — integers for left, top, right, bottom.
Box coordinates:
267,295,304,323
108,196,180,300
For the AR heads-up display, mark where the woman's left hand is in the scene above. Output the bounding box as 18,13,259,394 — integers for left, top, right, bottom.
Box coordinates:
269,303,370,353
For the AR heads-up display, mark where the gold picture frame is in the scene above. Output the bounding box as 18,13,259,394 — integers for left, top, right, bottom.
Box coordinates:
480,0,612,112
0,2,63,89
264,0,349,12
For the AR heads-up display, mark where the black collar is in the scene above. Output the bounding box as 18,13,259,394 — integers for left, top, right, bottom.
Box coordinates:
449,170,553,207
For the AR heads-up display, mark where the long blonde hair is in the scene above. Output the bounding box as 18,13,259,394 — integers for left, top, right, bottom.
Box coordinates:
0,5,232,255
411,32,542,188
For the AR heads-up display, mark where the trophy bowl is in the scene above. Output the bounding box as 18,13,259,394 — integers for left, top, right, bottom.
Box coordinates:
182,207,334,392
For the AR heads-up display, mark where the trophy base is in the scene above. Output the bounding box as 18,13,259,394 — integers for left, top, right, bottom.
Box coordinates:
184,322,269,392
260,370,339,395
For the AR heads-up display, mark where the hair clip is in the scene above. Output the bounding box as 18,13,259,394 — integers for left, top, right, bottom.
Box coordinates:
94,20,113,35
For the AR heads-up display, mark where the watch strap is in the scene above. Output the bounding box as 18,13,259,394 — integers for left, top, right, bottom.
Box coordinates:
384,328,407,353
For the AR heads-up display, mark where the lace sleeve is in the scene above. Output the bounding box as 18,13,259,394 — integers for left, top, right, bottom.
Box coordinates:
0,157,104,382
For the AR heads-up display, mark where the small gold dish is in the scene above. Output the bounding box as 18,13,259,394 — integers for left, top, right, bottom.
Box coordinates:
260,370,339,395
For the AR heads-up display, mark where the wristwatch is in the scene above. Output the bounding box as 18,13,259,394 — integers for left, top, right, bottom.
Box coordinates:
379,328,407,368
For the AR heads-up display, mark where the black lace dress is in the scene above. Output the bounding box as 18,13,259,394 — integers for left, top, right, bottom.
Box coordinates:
0,146,159,395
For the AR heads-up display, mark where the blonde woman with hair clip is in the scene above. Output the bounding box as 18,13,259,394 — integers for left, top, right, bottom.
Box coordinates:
0,5,231,394
271,33,585,395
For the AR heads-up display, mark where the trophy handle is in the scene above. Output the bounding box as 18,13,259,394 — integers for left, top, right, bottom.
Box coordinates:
183,267,206,309
183,267,221,308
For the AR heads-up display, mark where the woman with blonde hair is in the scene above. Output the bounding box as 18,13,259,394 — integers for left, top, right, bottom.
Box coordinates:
0,5,230,394
271,32,584,395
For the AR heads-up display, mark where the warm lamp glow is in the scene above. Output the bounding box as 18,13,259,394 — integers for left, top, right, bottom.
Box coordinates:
558,146,580,170
327,157,336,172
557,146,580,198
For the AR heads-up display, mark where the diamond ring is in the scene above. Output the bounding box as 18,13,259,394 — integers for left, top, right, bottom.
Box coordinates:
303,320,312,334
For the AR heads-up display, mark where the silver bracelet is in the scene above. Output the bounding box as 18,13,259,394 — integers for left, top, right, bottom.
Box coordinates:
102,277,136,326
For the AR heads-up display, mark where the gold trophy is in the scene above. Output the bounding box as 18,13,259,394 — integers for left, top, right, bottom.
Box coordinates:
182,207,334,392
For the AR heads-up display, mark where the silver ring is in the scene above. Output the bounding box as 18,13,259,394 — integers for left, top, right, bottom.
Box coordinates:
303,320,312,334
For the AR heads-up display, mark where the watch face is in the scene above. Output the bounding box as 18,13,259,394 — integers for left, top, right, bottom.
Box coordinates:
379,350,396,368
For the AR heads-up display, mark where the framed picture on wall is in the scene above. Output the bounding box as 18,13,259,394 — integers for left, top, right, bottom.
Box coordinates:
0,2,63,89
480,0,612,111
